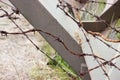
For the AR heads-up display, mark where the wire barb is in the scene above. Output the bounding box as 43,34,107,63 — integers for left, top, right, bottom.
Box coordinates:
0,1,120,80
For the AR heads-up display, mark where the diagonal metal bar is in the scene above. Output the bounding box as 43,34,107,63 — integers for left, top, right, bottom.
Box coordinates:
9,0,120,80
83,0,120,32
9,0,91,80
100,0,120,24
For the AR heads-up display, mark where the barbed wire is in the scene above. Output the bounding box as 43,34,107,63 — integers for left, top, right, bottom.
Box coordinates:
88,0,120,7
58,0,120,80
88,31,120,43
0,1,78,80
0,0,120,80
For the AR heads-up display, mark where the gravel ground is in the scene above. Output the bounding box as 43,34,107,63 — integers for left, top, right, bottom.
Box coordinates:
0,2,61,80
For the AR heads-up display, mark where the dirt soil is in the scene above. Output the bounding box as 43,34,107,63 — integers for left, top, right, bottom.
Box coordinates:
0,2,62,80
